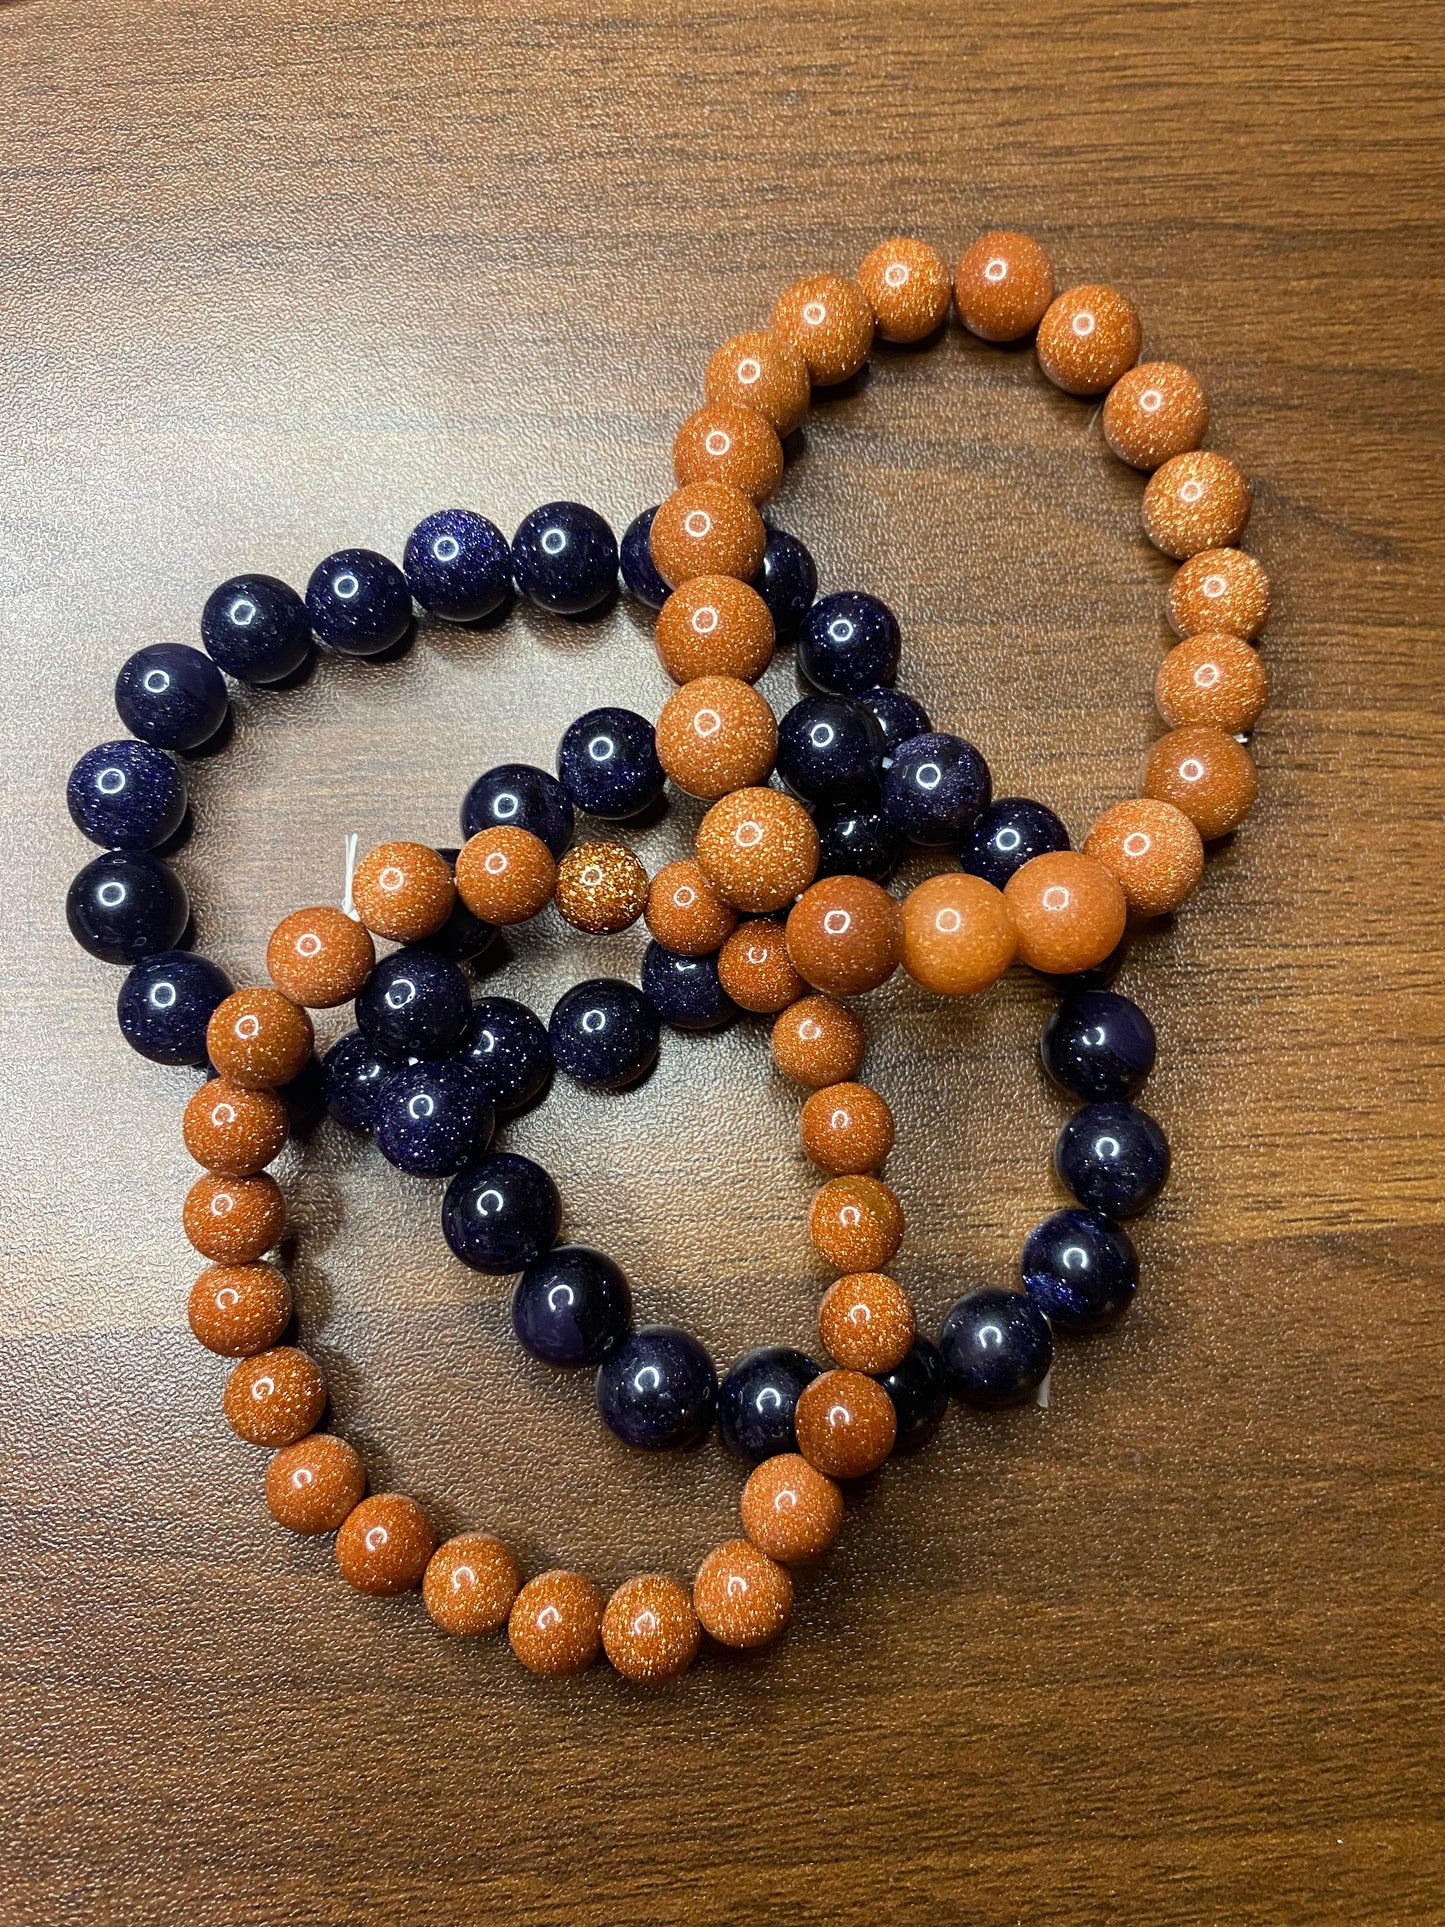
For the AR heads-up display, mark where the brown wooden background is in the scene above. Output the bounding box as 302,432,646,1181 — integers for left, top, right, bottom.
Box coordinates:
3,2,1442,1921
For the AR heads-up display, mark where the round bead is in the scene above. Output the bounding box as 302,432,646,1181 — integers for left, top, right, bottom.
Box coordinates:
1084,798,1205,917
351,841,456,943
1036,284,1142,396
442,1152,561,1274
1142,724,1259,840
424,1533,520,1636
602,1575,700,1683
813,804,900,884
818,1272,914,1372
641,943,739,1032
1103,362,1209,470
184,1172,285,1264
809,1175,903,1272
188,1261,292,1357
67,851,188,965
596,1326,717,1450
455,997,553,1113
206,988,314,1091
321,1030,389,1131
883,732,992,848
354,951,471,1061
182,1079,287,1176
374,1060,495,1177
859,686,932,761
1003,852,1128,976
673,401,784,502
460,762,574,858
1041,990,1157,1102
513,1244,632,1366
954,230,1056,341
554,841,648,935
858,236,952,342
509,1570,603,1675
67,740,187,852
549,978,660,1090
655,576,775,685
938,1288,1053,1409
717,920,806,1014
455,827,557,926
1156,633,1268,733
962,796,1071,889
265,1433,366,1534
740,1453,843,1564
649,482,766,588
693,1540,792,1648
794,1368,896,1478
306,549,413,656
900,872,1017,995
798,592,900,697
403,508,511,622
785,876,901,997
223,1346,327,1447
117,951,231,1066
266,906,375,1009
556,707,664,820
619,506,672,608
717,1346,821,1463
644,859,738,956
510,501,618,615
201,573,311,684
1167,548,1270,641
1022,1208,1138,1331
800,1083,895,1176
705,330,810,437
336,1493,436,1594
655,676,777,799
770,995,866,1088
1143,451,1252,559
771,274,874,385
777,696,885,808
696,788,820,913
875,1337,951,1451
1056,1100,1170,1218
755,526,818,638
115,644,229,751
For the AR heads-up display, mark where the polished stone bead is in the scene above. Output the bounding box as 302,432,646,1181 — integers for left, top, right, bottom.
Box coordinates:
596,1325,718,1450
962,796,1071,888
753,526,817,638
305,548,413,656
717,1346,822,1464
402,508,511,622
549,978,660,1090
67,740,187,851
321,1029,390,1131
1040,989,1156,1101
114,645,229,751
938,1287,1053,1409
117,950,232,1065
859,686,931,761
1021,1207,1138,1330
883,731,992,847
460,762,575,858
512,1244,632,1365
511,501,618,614
442,1152,561,1274
874,1337,950,1451
641,942,739,1032
200,573,312,684
375,1060,496,1177
556,707,664,820
1055,1101,1170,1218
354,951,472,1062
619,506,673,608
406,848,495,966
453,996,552,1113
812,803,901,882
66,851,188,964
776,695,885,807
798,591,901,695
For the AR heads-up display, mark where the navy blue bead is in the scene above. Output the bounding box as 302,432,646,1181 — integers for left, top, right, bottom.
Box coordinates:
1041,990,1156,1102
116,951,231,1066
354,951,471,1062
938,1288,1053,1410
595,1326,718,1451
512,1244,632,1366
67,741,187,852
883,731,992,848
754,526,817,638
619,506,672,609
641,943,739,1032
812,803,901,882
403,508,511,622
375,1060,496,1177
798,591,901,695
1055,1101,1170,1219
556,707,664,820
306,548,413,656
549,978,660,1090
875,1338,951,1452
278,1054,327,1136
454,996,553,1113
511,501,618,615
460,763,575,858
717,1345,821,1464
115,645,229,752
321,1030,390,1131
1021,1208,1138,1331
200,573,312,685
962,796,1071,889
66,852,188,964
442,1152,561,1274
859,686,931,762
1040,935,1131,994
776,695,885,807
406,850,495,966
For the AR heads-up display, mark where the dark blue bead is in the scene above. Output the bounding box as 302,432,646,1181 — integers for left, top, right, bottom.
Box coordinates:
962,796,1071,888
200,573,312,684
116,951,231,1066
115,645,229,752
375,1060,496,1177
511,501,618,615
883,731,992,848
406,850,495,966
460,762,575,858
454,996,552,1113
859,685,931,761
66,852,188,964
1021,1208,1138,1331
619,506,672,609
442,1152,561,1274
776,695,885,807
549,978,660,1090
321,1030,390,1131
556,707,664,820
717,1345,821,1463
937,1288,1053,1409
798,591,901,695
1041,990,1156,1102
354,951,471,1062
812,803,901,882
278,1054,327,1136
305,548,413,656
512,1244,632,1366
753,526,817,638
875,1338,951,1452
641,943,739,1032
1055,1101,1170,1219
1040,935,1131,994
67,741,187,852
595,1326,718,1450
402,508,511,622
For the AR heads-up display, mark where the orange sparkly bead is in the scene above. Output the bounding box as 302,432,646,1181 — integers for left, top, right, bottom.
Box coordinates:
601,1574,701,1684
1084,799,1205,918
770,994,866,1088
784,876,901,997
1003,852,1128,976
655,576,775,685
265,1432,366,1535
857,237,952,343
182,1079,288,1177
673,400,784,503
740,1453,844,1566
265,905,375,1009
187,1261,291,1357
649,482,767,588
695,787,820,913
1167,547,1270,642
794,1368,897,1479
954,230,1056,341
553,840,648,934
182,1171,286,1264
508,1569,604,1676
454,827,557,925
1036,284,1142,396
770,273,874,385
693,1539,792,1649
205,987,314,1092
351,840,456,943
655,677,777,800
717,920,807,1014
223,1345,327,1448
1142,725,1259,840
704,329,811,438
799,1082,895,1176
1143,451,1252,560
809,1175,904,1272
423,1532,521,1637
643,859,738,956
818,1271,916,1374
1103,361,1209,471
900,871,1017,996
336,1493,436,1595
1156,632,1269,733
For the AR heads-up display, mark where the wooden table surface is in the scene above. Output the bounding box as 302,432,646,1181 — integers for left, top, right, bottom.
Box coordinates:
4,3,1441,1921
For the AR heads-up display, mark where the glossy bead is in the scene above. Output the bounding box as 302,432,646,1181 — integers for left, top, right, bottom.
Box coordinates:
1143,452,1252,559
335,1494,436,1595
1142,724,1258,839
717,920,806,1013
509,1570,603,1675
375,1060,495,1177
754,525,817,638
794,1368,896,1478
455,827,557,926
649,482,766,589
460,762,574,858
554,841,649,934
1084,798,1205,917
954,230,1056,341
695,788,820,913
414,848,498,965
549,978,660,1090
187,1261,291,1357
619,506,672,608
442,1152,561,1274
602,1575,700,1683
717,1346,821,1463
770,994,866,1088
321,1029,390,1130
673,400,784,502
206,988,314,1091
1041,990,1156,1102
900,872,1016,996
705,330,810,437
510,501,618,614
875,1337,951,1451
812,804,900,883
655,576,775,684
354,951,472,1062
740,1453,843,1565
809,1175,903,1272
1167,548,1270,642
596,1326,718,1450
1003,852,1128,975
267,906,375,1009
403,508,511,622
771,273,874,385
962,796,1070,889
655,675,777,799
818,1272,914,1372
1022,1207,1138,1331
883,732,992,847
859,686,931,761
556,706,664,819
1103,362,1209,471
352,841,456,943
1056,1100,1170,1218
424,1533,520,1636
1037,284,1142,396
67,851,188,965
115,644,228,751
182,1079,287,1176
858,236,952,342
183,1175,283,1269
644,859,737,956
455,996,553,1113
201,573,312,684
693,1540,792,1648
785,876,901,997
938,1288,1053,1409
776,696,885,808
513,1244,631,1365
117,951,231,1065
67,740,186,852
798,591,900,697
641,943,739,1032
1156,632,1268,733
306,548,412,655
223,1346,327,1448
266,1433,366,1534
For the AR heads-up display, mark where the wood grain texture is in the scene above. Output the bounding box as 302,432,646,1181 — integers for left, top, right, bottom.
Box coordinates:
2,2,1442,1921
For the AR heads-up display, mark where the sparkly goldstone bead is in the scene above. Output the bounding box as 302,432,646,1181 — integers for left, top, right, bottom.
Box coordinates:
1102,361,1209,470
265,1433,366,1534
740,1453,844,1565
1142,452,1252,559
695,787,820,913
1002,852,1128,976
655,576,775,685
655,677,777,799
649,483,767,588
794,1368,897,1479
771,274,874,385
643,859,738,956
717,920,807,1014
704,330,811,438
808,1175,904,1272
818,1272,916,1373
206,987,314,1092
455,827,557,925
508,1569,604,1676
857,237,952,343
672,401,784,503
553,841,648,935
351,840,456,943
601,1574,701,1683
182,1080,288,1177
1167,548,1270,641
784,876,902,997
954,230,1056,341
423,1532,521,1636
336,1493,436,1595
1083,798,1205,917
900,872,1017,995
266,906,376,1009
799,1083,895,1176
182,1172,286,1264
1036,284,1142,396
1142,725,1259,840
693,1539,792,1648
187,1261,291,1357
1155,633,1269,733
770,994,867,1088
223,1346,327,1448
